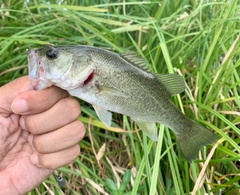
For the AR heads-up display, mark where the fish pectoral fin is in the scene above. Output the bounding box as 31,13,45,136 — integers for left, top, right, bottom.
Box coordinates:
154,74,185,96
134,120,158,141
93,105,112,127
98,86,127,97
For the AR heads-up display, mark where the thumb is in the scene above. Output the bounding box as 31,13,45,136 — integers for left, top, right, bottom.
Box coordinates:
0,76,30,117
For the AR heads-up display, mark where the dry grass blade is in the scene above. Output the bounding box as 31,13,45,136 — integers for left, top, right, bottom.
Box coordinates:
0,65,27,76
192,140,220,195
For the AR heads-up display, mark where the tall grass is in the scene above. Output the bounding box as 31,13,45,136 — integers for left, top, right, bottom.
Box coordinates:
1,0,239,194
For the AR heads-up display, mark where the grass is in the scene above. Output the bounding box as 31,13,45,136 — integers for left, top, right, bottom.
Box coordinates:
1,0,240,194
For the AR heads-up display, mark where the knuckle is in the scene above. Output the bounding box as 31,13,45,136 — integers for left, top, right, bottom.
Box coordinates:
38,145,80,169
38,156,55,170
71,121,86,139
62,98,81,119
67,145,80,161
25,116,39,134
33,136,46,153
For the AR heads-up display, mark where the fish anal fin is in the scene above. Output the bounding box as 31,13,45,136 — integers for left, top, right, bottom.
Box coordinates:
154,74,185,96
134,120,158,141
93,105,112,127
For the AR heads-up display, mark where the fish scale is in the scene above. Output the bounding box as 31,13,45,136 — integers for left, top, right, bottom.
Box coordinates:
28,45,218,162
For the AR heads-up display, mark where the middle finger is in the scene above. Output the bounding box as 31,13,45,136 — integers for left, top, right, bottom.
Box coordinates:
21,97,81,134
32,120,85,153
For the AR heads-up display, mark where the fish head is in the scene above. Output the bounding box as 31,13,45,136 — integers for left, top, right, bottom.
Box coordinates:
27,46,94,90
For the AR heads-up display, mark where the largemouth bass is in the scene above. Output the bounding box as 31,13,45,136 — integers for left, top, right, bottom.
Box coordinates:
27,45,218,162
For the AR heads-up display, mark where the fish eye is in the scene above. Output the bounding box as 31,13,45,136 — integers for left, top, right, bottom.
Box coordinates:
46,48,58,60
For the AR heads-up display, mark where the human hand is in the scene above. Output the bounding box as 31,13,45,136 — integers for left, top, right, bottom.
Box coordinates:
0,76,85,195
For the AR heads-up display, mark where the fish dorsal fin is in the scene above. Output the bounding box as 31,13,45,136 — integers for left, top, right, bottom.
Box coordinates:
155,74,185,96
120,52,151,73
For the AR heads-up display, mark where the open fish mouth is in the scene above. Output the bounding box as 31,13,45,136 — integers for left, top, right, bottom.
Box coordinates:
27,49,53,90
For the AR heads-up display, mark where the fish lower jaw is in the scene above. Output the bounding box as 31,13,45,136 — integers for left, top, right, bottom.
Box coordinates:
29,79,52,90
29,75,54,90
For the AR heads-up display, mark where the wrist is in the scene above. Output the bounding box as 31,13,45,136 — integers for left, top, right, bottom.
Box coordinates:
0,174,19,195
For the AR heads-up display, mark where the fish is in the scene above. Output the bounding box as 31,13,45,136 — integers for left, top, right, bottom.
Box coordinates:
27,45,218,162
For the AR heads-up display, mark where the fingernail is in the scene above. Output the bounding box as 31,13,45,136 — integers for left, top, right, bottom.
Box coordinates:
31,153,40,167
11,99,28,114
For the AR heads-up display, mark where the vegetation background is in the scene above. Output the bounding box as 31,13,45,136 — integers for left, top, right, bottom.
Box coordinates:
0,0,239,194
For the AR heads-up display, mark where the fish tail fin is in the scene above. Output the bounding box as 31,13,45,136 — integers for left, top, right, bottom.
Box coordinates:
176,120,218,162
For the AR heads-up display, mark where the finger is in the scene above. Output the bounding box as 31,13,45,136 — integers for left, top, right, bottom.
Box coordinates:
0,76,29,116
31,145,80,169
21,97,81,134
11,84,69,115
32,120,85,153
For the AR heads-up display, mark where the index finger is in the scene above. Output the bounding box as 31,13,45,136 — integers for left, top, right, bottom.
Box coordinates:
11,82,69,115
